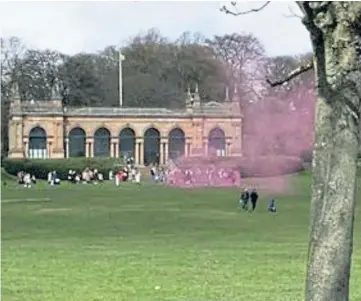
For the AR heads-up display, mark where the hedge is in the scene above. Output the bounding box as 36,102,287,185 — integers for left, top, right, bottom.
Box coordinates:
174,155,304,178
2,158,126,180
3,155,305,180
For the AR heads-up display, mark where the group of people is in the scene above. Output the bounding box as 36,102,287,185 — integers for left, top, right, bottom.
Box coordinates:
111,167,141,186
17,171,36,188
67,168,104,184
239,188,277,213
166,165,240,187
239,188,259,211
47,171,61,185
150,165,167,183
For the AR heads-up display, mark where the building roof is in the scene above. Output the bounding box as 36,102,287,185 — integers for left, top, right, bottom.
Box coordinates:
10,100,242,118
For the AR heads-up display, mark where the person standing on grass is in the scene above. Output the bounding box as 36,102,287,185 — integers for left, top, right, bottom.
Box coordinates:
135,168,141,186
239,188,249,210
250,188,259,211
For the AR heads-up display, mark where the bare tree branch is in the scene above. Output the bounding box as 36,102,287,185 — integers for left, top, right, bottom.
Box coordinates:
266,60,314,87
283,4,303,19
221,1,271,16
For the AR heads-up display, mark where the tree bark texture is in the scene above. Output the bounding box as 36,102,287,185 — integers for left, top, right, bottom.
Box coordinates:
298,2,361,301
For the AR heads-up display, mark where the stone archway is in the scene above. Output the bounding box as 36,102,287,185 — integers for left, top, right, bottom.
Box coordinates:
144,127,160,165
119,127,136,159
29,126,48,159
208,127,226,156
68,127,86,157
94,127,111,157
168,128,185,160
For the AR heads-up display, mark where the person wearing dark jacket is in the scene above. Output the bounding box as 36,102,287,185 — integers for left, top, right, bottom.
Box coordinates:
250,188,259,211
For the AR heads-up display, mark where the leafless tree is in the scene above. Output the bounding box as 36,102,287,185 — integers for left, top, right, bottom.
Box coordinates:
206,33,267,102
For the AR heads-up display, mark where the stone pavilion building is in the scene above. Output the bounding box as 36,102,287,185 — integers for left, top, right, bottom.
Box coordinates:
8,84,243,166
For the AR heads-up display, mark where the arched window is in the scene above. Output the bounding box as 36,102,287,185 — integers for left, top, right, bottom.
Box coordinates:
94,128,111,157
144,127,160,165
208,127,226,156
68,127,86,157
119,127,136,159
29,126,48,159
168,128,185,160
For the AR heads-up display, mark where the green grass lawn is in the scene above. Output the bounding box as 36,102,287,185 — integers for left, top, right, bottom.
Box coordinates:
1,173,361,301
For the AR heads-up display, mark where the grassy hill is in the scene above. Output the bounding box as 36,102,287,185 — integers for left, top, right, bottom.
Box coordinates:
1,173,360,301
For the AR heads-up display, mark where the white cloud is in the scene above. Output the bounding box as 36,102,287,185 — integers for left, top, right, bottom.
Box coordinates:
0,1,311,56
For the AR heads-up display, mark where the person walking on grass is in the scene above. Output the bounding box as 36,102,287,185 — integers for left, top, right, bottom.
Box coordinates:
239,188,249,211
250,188,259,211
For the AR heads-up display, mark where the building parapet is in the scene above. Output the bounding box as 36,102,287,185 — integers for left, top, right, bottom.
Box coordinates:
10,103,242,118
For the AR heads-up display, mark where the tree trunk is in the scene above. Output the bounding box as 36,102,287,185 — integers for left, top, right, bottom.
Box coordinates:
299,2,361,301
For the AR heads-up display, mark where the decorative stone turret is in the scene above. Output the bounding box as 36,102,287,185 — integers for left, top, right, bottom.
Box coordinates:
225,85,230,102
12,81,21,105
192,82,201,109
185,83,202,112
9,81,22,114
8,81,24,159
231,84,241,113
185,85,193,111
51,83,62,101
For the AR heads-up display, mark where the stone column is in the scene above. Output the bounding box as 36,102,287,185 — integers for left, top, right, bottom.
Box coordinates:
23,139,28,158
9,121,16,150
226,141,231,156
8,118,24,159
55,122,61,149
90,140,94,158
160,138,168,165
85,141,90,158
135,138,144,165
164,141,169,164
16,122,22,149
233,122,242,155
110,138,118,158
185,137,192,157
115,139,120,158
135,140,140,165
47,141,52,158
203,138,208,156
65,138,69,158
139,139,144,166
85,139,90,158
86,138,93,158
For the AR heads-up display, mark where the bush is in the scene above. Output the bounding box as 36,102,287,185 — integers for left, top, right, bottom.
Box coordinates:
174,155,304,178
2,158,125,180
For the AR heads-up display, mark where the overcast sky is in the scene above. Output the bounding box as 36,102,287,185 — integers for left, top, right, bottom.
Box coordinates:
0,1,312,57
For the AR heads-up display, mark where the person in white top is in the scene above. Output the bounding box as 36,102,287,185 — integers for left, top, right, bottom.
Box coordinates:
47,171,52,184
135,169,141,185
131,168,136,181
23,173,32,188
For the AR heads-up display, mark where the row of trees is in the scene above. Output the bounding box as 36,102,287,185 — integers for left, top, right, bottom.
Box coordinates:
1,28,315,156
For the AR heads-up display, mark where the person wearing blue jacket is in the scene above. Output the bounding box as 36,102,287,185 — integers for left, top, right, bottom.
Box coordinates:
268,199,277,212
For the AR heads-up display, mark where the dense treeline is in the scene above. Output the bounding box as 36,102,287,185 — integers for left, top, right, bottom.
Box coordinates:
1,28,314,157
